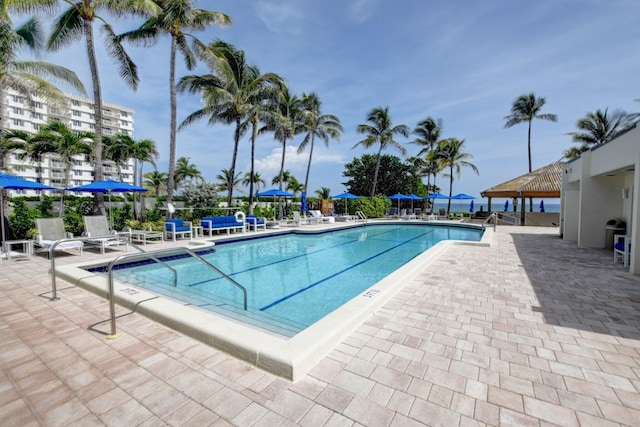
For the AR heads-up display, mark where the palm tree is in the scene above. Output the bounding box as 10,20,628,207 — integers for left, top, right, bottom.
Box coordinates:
129,137,157,219
178,40,284,209
298,92,343,194
143,169,167,196
571,108,637,146
103,134,134,181
216,168,242,195
412,117,443,194
174,156,202,192
435,138,479,215
47,0,160,214
286,177,304,196
0,15,85,106
241,171,265,195
29,119,93,215
1,130,29,172
354,106,409,200
272,170,293,187
117,0,230,205
504,92,557,173
315,186,331,200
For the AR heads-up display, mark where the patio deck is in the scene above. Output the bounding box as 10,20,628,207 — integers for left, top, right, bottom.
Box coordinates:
1,225,639,426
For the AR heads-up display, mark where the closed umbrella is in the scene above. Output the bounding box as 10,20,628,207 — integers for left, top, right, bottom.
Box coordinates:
66,179,147,228
469,200,474,213
539,200,545,213
0,173,56,243
300,191,307,213
503,200,509,212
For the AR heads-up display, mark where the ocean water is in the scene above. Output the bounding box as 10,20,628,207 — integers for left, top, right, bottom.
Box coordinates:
427,201,560,214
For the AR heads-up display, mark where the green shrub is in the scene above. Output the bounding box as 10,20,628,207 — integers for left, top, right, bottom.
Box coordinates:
8,199,34,239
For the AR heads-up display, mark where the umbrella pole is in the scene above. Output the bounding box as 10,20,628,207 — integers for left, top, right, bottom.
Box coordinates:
0,190,5,244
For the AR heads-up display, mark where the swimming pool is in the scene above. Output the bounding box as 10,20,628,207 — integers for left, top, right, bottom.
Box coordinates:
106,224,483,335
57,221,489,380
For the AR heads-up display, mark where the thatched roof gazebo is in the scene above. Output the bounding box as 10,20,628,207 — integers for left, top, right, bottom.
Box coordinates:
481,162,562,225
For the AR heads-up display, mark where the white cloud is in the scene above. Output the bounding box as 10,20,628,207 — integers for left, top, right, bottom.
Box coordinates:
254,2,304,34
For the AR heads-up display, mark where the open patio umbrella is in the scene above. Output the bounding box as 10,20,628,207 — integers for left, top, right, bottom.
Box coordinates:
332,192,360,213
451,193,475,212
387,193,409,214
66,179,147,228
0,173,56,243
425,192,450,212
406,194,423,211
256,188,294,219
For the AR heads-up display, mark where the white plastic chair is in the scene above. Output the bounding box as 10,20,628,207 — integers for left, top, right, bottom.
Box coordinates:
613,234,631,267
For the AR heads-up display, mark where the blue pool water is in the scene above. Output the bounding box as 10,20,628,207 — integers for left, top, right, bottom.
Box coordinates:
110,224,482,335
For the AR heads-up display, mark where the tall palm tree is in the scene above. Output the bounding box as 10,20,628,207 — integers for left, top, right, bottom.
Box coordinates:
241,171,265,195
47,0,160,214
29,119,93,215
298,92,343,194
143,169,167,196
504,92,557,173
0,15,85,106
412,117,443,194
103,134,134,181
174,156,202,192
571,108,636,146
117,0,230,205
435,138,479,215
129,137,157,219
354,106,409,201
178,40,284,208
1,130,29,172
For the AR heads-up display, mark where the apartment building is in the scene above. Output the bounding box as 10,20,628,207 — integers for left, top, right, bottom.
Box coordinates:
0,88,135,196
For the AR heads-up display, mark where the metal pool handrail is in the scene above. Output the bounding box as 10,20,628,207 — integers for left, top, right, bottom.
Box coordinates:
483,212,498,231
356,211,367,224
48,234,144,301
105,247,248,339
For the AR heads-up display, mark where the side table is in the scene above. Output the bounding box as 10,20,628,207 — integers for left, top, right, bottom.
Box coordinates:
3,239,34,260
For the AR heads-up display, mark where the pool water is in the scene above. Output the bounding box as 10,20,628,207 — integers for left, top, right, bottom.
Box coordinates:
111,224,482,335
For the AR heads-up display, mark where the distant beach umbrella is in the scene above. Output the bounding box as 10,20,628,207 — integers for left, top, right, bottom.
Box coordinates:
300,191,307,212
332,192,360,213
503,200,509,212
540,200,545,213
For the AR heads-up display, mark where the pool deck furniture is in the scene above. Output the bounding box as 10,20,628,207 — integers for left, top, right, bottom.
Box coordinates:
246,214,267,231
614,234,631,267
309,210,334,223
83,215,128,254
35,217,84,256
2,239,33,260
126,227,164,245
164,218,193,242
200,213,245,236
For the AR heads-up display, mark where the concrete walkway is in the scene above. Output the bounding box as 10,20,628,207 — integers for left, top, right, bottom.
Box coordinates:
1,226,639,426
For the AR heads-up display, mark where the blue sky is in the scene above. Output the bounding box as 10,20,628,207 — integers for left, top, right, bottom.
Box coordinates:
20,0,640,204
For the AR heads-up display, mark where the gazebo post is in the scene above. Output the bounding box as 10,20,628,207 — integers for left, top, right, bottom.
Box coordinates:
488,198,492,213
520,193,526,226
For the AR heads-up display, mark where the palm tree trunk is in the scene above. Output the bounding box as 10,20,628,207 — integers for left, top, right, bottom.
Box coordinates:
527,119,532,173
447,165,453,214
370,145,383,201
166,35,178,210
227,119,241,209
277,138,287,218
85,20,105,215
303,134,315,193
248,119,258,214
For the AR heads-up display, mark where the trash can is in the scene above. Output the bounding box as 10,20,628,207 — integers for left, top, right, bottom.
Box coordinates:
606,219,626,249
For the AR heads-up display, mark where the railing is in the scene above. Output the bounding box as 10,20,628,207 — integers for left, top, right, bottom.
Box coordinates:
483,212,498,231
105,247,247,338
355,211,367,224
48,234,140,300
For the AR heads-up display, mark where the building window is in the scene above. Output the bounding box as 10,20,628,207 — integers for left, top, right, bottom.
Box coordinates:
13,118,23,126
51,179,63,185
121,111,129,118
14,189,26,195
89,113,94,120
12,95,25,103
73,170,82,176
31,112,43,120
72,120,81,127
72,99,80,106
13,153,25,160
13,106,23,115
89,123,95,129
31,101,43,109
13,166,25,172
72,110,81,117
74,180,83,186
32,123,41,130
73,160,82,166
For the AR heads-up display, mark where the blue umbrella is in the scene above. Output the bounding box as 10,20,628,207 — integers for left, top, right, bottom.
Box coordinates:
425,192,450,200
469,200,474,213
66,179,148,228
256,188,294,198
406,193,422,210
451,193,475,212
0,173,56,242
387,193,410,213
300,191,307,213
540,200,545,213
332,192,360,213
503,200,509,212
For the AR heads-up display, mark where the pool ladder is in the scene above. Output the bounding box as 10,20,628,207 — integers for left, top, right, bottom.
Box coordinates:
355,211,367,224
47,237,247,339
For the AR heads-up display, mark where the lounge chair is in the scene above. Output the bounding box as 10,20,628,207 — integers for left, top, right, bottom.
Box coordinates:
438,208,447,220
330,210,354,222
309,210,334,223
35,218,84,257
164,218,193,241
83,215,127,254
246,214,267,231
400,208,416,220
281,211,306,227
614,234,631,267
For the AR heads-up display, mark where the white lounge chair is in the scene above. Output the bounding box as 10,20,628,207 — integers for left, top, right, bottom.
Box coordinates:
281,211,306,227
35,218,84,257
309,210,334,223
83,215,127,254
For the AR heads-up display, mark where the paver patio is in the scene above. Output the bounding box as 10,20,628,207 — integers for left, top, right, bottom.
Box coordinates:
1,225,639,426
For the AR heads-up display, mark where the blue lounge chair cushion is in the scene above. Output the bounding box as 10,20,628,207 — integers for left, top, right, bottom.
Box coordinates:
201,216,243,229
247,215,265,225
165,219,190,232
614,243,626,251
